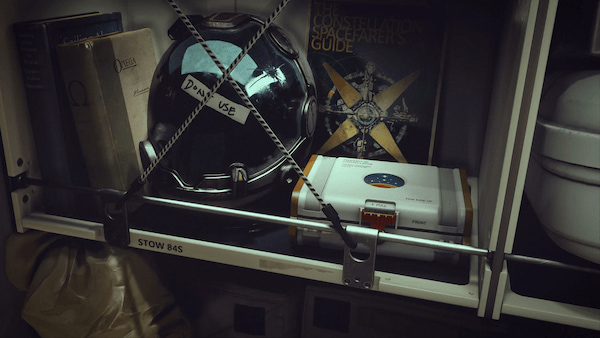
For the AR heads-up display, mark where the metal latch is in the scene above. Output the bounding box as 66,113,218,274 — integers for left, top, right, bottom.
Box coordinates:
342,225,380,290
361,200,397,231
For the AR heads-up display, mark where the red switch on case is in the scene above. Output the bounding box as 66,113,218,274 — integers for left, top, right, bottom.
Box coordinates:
361,209,397,232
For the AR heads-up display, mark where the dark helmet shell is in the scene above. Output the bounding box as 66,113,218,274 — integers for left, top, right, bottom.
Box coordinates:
141,13,317,206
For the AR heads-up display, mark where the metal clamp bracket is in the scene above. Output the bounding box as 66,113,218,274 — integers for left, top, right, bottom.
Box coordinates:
342,225,380,290
104,201,131,247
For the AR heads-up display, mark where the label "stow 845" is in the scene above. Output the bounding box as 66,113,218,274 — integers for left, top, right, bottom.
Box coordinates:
137,238,183,253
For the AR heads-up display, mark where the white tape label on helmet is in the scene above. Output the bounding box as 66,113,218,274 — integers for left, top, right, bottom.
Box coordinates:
182,74,250,125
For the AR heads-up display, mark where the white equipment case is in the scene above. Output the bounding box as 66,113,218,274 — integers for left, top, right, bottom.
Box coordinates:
290,155,473,262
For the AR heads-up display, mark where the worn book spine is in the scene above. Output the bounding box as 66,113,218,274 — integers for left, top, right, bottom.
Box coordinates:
57,28,156,191
13,13,122,217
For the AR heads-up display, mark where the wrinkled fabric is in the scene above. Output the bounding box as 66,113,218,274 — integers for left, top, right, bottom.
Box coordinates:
6,230,191,338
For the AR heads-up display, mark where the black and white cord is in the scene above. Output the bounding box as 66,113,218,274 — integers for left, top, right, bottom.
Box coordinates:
115,0,290,208
164,0,356,248
116,0,356,248
166,0,328,207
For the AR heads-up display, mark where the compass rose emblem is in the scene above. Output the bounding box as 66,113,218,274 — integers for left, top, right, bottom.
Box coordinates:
317,61,420,162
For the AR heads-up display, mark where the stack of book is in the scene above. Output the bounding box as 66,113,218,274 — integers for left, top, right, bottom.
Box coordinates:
14,12,156,217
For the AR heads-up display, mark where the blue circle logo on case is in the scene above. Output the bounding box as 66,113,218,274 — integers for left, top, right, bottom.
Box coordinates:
364,173,405,188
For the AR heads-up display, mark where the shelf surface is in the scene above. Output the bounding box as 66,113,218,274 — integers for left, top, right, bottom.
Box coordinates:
502,195,600,330
18,178,481,309
508,196,600,309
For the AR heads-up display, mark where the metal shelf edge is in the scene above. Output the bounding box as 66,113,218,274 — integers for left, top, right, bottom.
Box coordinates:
502,289,600,331
20,211,481,308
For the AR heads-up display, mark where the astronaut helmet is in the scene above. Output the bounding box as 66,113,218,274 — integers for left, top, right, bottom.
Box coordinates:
140,13,317,206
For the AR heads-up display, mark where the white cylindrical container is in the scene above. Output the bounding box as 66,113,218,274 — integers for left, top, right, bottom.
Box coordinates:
525,71,600,264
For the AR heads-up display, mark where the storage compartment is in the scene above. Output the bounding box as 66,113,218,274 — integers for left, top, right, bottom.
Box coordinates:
525,71,600,264
499,1,600,331
2,0,597,333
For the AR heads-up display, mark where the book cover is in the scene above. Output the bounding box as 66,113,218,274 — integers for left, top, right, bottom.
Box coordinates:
57,28,156,191
13,12,123,216
307,0,446,165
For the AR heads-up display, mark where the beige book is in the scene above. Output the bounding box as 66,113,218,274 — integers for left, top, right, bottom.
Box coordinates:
58,28,156,191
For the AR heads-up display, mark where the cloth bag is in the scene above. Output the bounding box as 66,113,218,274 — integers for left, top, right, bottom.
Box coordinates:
5,230,191,337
